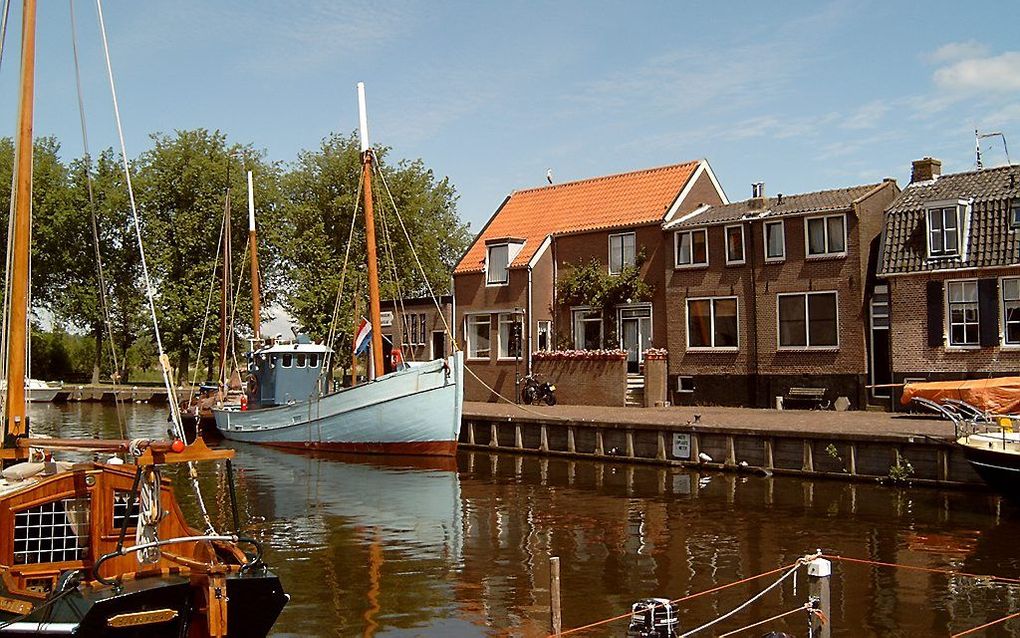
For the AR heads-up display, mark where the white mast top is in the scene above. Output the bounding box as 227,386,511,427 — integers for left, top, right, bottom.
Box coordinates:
357,81,370,153
246,170,256,231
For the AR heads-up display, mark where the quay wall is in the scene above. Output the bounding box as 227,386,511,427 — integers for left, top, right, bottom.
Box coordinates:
458,412,984,488
532,357,627,407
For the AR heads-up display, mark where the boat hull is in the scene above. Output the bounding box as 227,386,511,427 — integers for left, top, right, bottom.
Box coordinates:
959,436,1020,504
214,353,463,457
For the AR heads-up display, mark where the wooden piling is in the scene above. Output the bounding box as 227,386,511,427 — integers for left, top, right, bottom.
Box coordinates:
808,556,832,638
550,556,562,635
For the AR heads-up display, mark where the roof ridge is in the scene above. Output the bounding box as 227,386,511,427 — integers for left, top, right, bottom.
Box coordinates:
699,182,883,211
511,160,701,196
923,163,1019,182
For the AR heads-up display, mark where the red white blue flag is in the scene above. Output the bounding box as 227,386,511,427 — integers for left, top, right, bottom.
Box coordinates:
354,318,372,355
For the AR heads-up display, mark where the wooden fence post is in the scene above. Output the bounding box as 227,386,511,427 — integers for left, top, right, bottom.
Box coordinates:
550,556,562,635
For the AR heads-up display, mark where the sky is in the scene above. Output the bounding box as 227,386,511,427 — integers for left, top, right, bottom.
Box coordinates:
1,0,1019,235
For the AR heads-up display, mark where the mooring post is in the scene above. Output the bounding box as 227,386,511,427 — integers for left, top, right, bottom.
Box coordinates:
550,556,562,635
808,555,831,638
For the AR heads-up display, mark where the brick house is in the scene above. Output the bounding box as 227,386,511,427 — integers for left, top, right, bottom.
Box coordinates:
877,158,1020,407
663,179,899,408
381,295,454,364
453,160,726,402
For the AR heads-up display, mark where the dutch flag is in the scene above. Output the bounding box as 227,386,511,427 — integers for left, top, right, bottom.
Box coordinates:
354,318,372,355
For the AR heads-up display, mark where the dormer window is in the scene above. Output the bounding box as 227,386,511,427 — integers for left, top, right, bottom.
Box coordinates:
1011,199,1020,228
486,244,509,285
608,232,636,274
927,203,966,258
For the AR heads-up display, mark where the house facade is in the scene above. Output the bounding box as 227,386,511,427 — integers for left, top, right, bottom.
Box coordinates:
877,158,1020,407
453,161,726,402
663,180,899,408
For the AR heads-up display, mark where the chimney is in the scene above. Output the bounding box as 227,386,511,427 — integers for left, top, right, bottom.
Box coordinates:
911,157,942,183
749,182,766,209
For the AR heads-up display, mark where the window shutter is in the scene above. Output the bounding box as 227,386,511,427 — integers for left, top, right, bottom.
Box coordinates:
978,278,999,347
926,281,943,347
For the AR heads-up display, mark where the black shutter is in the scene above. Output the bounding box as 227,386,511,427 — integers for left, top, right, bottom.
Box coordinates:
926,281,943,347
979,278,1000,347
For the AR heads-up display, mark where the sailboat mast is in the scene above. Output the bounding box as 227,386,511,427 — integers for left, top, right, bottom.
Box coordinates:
4,0,38,443
357,82,385,378
247,171,261,341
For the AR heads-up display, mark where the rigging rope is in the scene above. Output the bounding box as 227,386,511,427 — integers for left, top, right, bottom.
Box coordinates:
374,173,412,359
322,173,362,377
69,0,126,437
951,610,1020,637
716,603,812,637
0,0,10,72
187,207,225,396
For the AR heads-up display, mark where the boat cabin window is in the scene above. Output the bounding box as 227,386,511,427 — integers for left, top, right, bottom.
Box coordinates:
296,354,306,367
112,491,140,529
14,497,90,565
282,354,293,368
309,353,319,368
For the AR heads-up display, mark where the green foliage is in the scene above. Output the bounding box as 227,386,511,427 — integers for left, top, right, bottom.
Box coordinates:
555,252,652,347
887,456,915,483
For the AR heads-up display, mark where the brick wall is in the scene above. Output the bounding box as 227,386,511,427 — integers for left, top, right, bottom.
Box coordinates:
533,357,627,406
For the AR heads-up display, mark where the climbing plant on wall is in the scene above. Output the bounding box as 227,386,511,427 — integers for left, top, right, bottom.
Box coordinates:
556,251,652,347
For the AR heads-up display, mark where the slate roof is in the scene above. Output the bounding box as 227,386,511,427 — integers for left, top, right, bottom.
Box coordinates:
878,165,1020,275
454,161,702,274
664,183,885,229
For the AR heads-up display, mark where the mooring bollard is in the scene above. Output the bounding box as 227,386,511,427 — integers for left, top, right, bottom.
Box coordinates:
550,556,562,635
807,555,831,638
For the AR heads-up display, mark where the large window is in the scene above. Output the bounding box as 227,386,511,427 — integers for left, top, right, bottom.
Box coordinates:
466,314,491,359
725,225,745,265
14,498,90,565
675,229,708,267
1004,278,1020,345
947,280,979,346
536,320,552,352
927,206,960,258
778,292,838,348
805,214,846,257
498,313,523,359
609,232,636,274
401,312,426,346
687,297,738,349
486,244,509,285
764,220,786,261
572,309,603,350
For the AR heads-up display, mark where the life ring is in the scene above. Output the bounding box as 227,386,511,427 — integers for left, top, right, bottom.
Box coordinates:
390,347,404,370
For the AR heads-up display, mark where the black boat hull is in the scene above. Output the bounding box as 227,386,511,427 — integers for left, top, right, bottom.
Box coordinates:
960,444,1020,504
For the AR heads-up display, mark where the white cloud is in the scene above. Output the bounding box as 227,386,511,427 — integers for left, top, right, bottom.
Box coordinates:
840,100,890,130
927,41,988,64
933,51,1020,92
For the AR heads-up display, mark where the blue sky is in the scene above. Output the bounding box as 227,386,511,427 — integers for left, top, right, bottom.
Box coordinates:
2,0,1019,232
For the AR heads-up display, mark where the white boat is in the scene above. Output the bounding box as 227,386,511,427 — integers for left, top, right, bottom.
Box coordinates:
213,84,464,456
0,378,63,402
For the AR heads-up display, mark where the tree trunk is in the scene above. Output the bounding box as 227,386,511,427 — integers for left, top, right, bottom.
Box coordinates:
178,347,192,387
91,321,103,385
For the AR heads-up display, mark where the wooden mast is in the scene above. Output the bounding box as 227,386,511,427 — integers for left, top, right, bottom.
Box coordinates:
4,0,39,444
246,170,261,342
358,83,385,378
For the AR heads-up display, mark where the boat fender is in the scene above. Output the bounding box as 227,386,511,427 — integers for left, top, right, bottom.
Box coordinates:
390,347,404,370
240,394,248,411
2,462,45,481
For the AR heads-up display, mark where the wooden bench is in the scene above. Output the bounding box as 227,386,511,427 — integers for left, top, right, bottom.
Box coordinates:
785,387,829,409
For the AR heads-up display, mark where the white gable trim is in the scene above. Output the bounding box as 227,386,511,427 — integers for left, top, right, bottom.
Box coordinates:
528,235,552,268
663,204,711,230
662,160,730,224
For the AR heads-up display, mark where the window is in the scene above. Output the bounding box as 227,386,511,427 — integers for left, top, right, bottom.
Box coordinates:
725,225,745,264
572,309,603,350
675,229,708,267
778,292,838,348
282,353,293,367
112,491,140,529
537,320,552,352
609,233,636,274
1012,200,1020,228
927,206,960,257
805,214,846,257
498,313,523,359
486,244,509,285
401,313,427,346
686,297,738,349
947,280,979,346
14,498,90,565
296,353,306,367
466,314,491,359
764,220,785,261
1004,278,1020,345
677,376,695,393
309,353,319,368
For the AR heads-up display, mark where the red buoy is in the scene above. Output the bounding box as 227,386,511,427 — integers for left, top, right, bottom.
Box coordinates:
171,439,185,453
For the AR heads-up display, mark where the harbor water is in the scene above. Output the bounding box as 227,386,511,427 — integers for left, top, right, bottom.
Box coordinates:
29,402,1020,637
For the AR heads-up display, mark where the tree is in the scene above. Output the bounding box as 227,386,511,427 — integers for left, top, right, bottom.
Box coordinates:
556,254,652,348
279,132,469,364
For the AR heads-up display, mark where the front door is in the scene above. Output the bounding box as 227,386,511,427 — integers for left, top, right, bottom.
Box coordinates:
432,331,446,360
619,306,652,374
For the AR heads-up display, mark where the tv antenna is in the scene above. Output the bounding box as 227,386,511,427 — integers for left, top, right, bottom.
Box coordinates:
976,129,1011,169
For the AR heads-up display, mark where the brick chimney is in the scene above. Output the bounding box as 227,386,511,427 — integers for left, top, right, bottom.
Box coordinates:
911,157,942,183
749,182,766,209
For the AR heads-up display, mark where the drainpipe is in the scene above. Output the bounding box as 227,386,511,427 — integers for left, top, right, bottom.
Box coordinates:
747,219,761,406
527,265,533,375
450,274,457,352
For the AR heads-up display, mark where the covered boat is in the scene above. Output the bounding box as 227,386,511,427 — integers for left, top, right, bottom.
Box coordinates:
902,377,1020,415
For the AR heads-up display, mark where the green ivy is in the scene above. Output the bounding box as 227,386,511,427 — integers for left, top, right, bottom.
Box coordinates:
556,252,652,347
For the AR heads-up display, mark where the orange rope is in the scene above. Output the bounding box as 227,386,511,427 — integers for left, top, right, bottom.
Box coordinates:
551,562,797,637
823,553,1020,586
951,610,1020,637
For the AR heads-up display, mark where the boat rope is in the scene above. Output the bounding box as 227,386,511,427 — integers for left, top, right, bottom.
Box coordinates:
0,0,10,72
323,172,362,376
0,581,78,630
462,364,567,421
716,602,813,637
69,0,126,437
95,0,215,533
374,176,412,360
0,151,14,416
187,209,226,396
821,553,1020,586
552,561,802,636
229,238,250,376
135,465,163,563
951,609,1020,637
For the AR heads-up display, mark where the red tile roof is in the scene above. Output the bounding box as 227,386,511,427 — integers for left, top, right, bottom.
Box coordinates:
455,161,702,273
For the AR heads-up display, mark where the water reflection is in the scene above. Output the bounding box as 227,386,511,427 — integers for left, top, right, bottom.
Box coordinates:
27,404,1020,637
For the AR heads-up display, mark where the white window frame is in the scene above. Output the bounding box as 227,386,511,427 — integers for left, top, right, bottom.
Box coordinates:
804,213,847,258
674,228,709,268
685,296,739,351
572,307,603,351
926,201,967,259
945,279,980,348
465,314,492,360
536,320,552,352
1012,199,1020,229
999,276,1020,347
724,225,745,265
608,232,636,275
486,244,510,286
497,312,524,360
776,291,840,350
763,220,786,262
